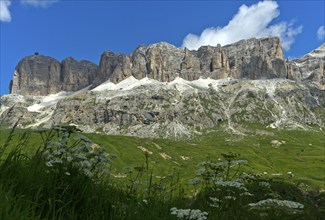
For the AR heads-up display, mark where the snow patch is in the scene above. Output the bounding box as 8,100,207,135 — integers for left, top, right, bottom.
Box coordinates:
26,85,91,113
27,91,70,112
92,77,160,91
91,81,115,91
92,76,236,93
306,43,325,58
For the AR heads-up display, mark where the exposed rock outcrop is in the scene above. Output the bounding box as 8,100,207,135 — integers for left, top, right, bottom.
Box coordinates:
2,77,325,137
11,55,98,96
10,37,325,97
11,55,61,96
4,37,325,138
61,57,98,91
287,43,325,89
95,37,286,84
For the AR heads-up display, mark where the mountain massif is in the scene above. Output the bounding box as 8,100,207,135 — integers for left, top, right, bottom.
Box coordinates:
1,37,325,138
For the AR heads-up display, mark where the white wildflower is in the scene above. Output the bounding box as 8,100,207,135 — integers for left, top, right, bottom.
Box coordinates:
259,181,271,188
287,172,294,178
224,196,236,200
170,207,208,220
249,199,304,209
214,179,247,190
45,161,53,167
231,160,248,165
240,192,253,197
209,197,220,208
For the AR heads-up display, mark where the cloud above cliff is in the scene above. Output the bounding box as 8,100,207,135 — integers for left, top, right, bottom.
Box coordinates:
317,26,325,40
182,0,302,51
0,0,11,22
0,0,58,22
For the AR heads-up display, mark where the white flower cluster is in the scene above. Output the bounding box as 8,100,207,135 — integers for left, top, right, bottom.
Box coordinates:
209,197,220,208
287,171,294,178
249,199,304,209
214,179,247,191
259,181,271,188
231,160,248,165
42,128,110,178
199,159,247,167
240,192,254,197
224,196,236,200
170,207,208,220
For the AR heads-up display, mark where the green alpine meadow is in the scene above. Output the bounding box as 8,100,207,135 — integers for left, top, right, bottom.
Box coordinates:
0,123,324,219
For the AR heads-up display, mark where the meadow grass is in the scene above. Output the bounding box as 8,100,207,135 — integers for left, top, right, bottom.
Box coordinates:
80,125,325,188
0,125,324,219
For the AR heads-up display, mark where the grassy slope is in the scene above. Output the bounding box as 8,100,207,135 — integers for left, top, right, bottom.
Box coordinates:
1,125,324,188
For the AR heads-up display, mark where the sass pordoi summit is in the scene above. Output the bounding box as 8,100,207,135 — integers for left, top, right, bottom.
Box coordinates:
1,37,325,138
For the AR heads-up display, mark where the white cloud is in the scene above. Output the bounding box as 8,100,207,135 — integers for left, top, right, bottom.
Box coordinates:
0,0,11,22
182,0,302,51
21,0,58,8
0,0,58,22
317,26,325,41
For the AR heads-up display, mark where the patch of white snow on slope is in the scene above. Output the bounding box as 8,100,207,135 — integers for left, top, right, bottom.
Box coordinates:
92,76,163,92
27,91,70,112
91,81,115,91
27,85,92,113
307,43,325,58
92,76,238,93
124,77,159,90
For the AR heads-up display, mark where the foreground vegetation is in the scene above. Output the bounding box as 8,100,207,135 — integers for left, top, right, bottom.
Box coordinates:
0,125,324,219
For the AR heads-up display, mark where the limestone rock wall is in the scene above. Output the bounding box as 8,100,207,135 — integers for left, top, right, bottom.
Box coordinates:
11,55,98,96
286,43,325,89
10,37,325,96
97,37,286,84
11,55,61,96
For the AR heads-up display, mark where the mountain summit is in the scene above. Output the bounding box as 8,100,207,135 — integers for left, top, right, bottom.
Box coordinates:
10,37,324,96
2,37,325,138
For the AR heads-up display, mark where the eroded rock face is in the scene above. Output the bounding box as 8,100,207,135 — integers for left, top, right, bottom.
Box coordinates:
9,37,325,99
96,37,286,84
11,55,61,96
223,37,286,79
11,55,98,96
2,77,325,137
46,79,325,138
61,57,98,91
287,43,325,89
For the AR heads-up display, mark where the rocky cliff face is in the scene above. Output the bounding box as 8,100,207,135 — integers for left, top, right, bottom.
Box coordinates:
96,37,286,84
10,37,324,97
61,57,98,91
10,55,98,96
3,37,325,138
287,43,325,89
11,55,62,96
49,79,325,138
2,77,324,138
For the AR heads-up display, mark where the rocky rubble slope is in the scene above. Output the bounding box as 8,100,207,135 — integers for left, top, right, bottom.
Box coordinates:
1,77,325,138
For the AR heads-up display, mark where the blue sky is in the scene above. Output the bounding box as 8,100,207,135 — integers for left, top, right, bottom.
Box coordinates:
0,0,324,95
